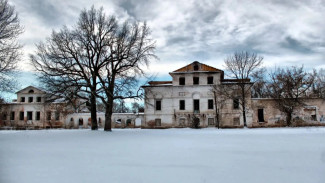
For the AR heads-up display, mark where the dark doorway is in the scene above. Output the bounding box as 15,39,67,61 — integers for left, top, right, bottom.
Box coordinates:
79,118,83,126
27,111,33,120
258,109,264,122
194,99,200,112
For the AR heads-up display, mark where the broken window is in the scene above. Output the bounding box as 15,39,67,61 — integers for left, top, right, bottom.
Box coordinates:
27,111,32,120
180,100,185,110
194,99,200,112
28,97,33,103
20,97,25,102
179,77,185,85
208,99,214,109
207,76,213,84
2,113,7,120
194,64,199,71
155,100,161,111
37,97,41,102
10,111,15,120
19,111,24,120
36,111,40,121
258,109,265,122
193,77,199,85
233,98,239,109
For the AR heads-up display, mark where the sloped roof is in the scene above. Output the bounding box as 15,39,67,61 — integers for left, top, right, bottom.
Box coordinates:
171,61,223,73
15,86,46,94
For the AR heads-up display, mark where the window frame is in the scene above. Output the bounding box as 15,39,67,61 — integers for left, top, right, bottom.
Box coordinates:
179,100,185,110
155,100,162,111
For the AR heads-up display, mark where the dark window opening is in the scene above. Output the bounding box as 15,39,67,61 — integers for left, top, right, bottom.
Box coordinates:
19,112,24,120
10,111,15,120
2,113,7,120
194,64,199,71
55,112,60,121
258,109,264,122
179,77,185,85
27,111,32,120
37,97,41,102
79,118,83,126
155,118,161,126
28,90,34,93
156,100,161,111
193,77,199,85
47,111,51,120
208,99,214,109
36,111,41,121
180,100,185,110
28,97,33,103
194,99,200,112
21,97,25,102
207,76,213,84
311,115,317,121
233,98,239,109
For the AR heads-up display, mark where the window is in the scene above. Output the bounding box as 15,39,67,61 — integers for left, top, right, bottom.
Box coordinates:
233,98,239,109
193,77,199,85
19,111,24,120
28,90,34,93
179,118,185,126
179,100,185,110
233,117,240,126
36,97,41,102
2,113,7,120
47,111,51,120
20,97,25,102
155,100,161,111
208,99,214,109
258,109,264,122
36,111,40,121
194,99,200,112
10,111,15,120
179,92,185,96
27,111,32,120
28,97,33,103
179,77,185,85
155,118,161,126
55,112,60,121
208,118,215,126
207,76,213,84
194,64,199,71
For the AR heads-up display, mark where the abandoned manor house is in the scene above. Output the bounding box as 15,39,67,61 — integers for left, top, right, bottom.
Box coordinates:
0,61,324,129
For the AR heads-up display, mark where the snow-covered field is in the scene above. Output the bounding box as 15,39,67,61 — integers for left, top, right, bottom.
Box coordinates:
1,128,325,183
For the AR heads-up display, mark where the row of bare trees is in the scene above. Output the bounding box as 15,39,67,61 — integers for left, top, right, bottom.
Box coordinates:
31,7,156,131
214,51,324,127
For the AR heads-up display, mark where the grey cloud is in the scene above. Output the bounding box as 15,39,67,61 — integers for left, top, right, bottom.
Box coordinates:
281,36,314,53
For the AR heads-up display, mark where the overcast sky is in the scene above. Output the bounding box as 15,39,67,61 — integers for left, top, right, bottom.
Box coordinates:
10,0,325,77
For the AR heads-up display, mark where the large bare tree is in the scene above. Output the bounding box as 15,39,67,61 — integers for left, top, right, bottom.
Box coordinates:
0,0,23,93
267,66,315,126
31,7,118,130
223,51,263,127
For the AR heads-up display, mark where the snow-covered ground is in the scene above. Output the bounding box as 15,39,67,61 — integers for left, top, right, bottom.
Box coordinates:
1,128,325,183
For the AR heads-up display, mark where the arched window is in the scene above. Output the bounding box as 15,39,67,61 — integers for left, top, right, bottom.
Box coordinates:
28,90,34,93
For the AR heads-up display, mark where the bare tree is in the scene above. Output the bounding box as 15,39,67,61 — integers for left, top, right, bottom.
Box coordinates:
31,6,118,130
312,68,325,99
267,66,315,126
0,0,23,92
251,68,267,98
223,51,263,127
211,85,227,129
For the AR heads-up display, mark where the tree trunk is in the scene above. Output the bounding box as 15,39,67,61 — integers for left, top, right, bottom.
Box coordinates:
90,91,98,130
104,98,113,131
241,87,247,127
286,112,292,126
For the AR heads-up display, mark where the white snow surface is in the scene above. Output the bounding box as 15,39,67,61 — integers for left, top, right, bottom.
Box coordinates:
1,128,325,183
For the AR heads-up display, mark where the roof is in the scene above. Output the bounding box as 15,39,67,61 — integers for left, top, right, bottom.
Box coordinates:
148,81,172,86
15,86,46,94
170,61,223,73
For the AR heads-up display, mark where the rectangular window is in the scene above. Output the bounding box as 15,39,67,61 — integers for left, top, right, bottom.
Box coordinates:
36,111,41,121
258,109,264,122
179,92,185,96
20,97,25,102
179,100,185,110
55,112,60,121
208,118,215,126
193,77,199,85
2,113,7,120
27,111,32,120
179,77,185,85
194,99,200,112
19,111,24,120
36,97,41,102
10,111,15,120
155,100,161,111
208,99,214,109
207,76,213,84
233,98,239,109
155,118,161,126
47,111,51,120
28,97,33,103
233,117,240,126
